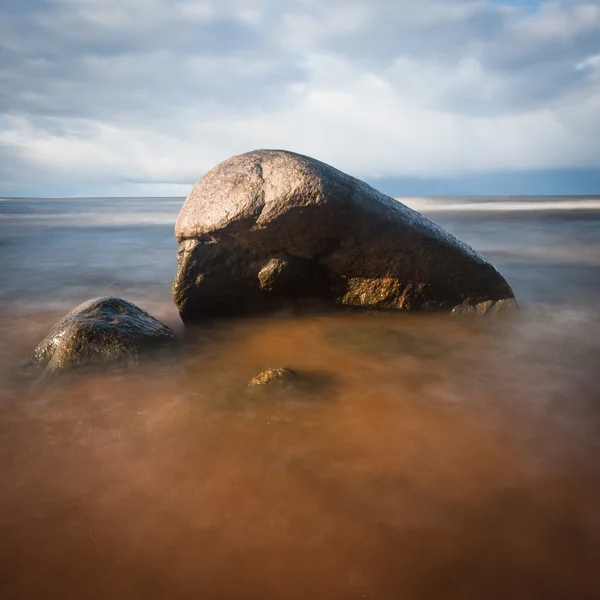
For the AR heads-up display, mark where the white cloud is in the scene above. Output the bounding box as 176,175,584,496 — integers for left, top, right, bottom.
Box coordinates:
4,56,597,182
514,2,600,41
176,2,215,21
1,0,599,194
577,53,600,70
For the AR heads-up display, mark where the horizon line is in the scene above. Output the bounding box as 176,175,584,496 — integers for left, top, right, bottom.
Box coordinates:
2,193,600,201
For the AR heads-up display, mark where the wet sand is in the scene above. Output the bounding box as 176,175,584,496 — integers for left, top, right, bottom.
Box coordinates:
1,306,600,599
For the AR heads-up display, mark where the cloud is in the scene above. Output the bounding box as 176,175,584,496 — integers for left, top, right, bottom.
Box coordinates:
513,1,600,41
576,53,600,70
0,0,599,195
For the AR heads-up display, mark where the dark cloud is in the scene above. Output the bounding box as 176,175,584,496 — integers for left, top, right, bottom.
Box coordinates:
2,0,598,120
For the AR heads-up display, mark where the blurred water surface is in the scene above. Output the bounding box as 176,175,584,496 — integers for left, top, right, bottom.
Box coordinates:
0,196,599,599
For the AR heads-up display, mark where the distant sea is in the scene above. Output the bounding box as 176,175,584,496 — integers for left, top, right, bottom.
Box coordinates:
1,195,599,311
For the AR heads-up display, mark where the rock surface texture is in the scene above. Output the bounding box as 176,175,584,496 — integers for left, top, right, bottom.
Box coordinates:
248,368,297,390
173,149,516,321
25,297,176,377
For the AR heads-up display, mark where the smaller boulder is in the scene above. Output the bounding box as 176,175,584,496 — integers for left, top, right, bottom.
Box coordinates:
24,297,176,377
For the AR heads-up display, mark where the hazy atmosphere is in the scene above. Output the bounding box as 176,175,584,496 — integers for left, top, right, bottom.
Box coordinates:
1,0,600,196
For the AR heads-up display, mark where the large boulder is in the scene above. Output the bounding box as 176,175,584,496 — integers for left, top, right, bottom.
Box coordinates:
173,149,516,321
24,297,176,377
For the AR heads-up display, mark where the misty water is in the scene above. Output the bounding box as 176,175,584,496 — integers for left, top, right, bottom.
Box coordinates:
1,196,600,599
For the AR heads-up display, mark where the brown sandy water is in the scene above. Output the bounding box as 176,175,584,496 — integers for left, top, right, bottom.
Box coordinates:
1,304,600,600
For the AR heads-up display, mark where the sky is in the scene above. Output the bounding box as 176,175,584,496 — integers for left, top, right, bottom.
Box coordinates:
0,0,599,197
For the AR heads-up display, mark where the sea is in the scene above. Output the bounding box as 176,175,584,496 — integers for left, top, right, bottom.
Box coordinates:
1,195,599,599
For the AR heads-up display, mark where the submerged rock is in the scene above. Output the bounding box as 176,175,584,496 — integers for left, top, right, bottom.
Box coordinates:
24,297,176,377
247,367,338,401
173,149,516,321
248,367,297,390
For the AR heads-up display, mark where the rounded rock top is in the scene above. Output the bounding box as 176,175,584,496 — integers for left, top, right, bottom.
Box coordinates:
25,297,176,377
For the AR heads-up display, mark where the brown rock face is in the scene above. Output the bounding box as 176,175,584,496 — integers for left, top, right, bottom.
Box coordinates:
173,149,516,321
